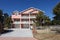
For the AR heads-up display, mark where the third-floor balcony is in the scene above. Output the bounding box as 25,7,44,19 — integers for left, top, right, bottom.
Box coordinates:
13,21,20,24
21,16,29,19
30,16,36,18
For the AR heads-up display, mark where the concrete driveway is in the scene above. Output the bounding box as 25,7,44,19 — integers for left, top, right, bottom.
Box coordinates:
0,28,33,37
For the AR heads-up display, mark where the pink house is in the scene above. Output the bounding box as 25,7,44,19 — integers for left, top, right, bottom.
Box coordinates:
11,7,43,29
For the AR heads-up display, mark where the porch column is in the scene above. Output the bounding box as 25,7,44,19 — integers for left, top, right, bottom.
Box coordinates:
20,14,21,29
29,13,30,29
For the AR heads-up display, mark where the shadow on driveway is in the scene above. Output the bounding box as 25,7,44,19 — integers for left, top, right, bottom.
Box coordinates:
1,30,13,34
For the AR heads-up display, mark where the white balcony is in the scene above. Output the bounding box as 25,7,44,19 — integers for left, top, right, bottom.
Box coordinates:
30,21,34,24
13,21,34,24
13,21,20,24
30,16,36,18
21,21,29,24
21,16,29,19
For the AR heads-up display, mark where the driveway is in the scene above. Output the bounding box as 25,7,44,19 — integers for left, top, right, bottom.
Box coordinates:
0,37,37,40
0,28,33,37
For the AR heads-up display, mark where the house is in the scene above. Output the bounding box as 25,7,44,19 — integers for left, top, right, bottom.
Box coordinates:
11,7,43,29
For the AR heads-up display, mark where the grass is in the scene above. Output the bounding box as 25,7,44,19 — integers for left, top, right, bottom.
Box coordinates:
33,29,60,40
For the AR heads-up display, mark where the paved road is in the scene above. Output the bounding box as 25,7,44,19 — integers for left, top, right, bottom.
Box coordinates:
0,28,33,37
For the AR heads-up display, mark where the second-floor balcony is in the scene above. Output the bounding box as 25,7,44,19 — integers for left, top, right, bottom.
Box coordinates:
21,16,29,19
13,21,20,24
21,16,36,19
21,21,34,24
21,21,29,24
13,21,34,24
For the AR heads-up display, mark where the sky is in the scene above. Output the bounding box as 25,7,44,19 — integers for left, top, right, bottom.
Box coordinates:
0,0,60,20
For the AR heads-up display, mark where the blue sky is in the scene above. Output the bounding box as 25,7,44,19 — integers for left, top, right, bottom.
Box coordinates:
0,0,60,20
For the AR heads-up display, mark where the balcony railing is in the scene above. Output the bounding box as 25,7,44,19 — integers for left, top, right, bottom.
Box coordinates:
21,21,29,24
21,16,29,19
30,21,34,24
30,16,36,18
13,21,20,24
13,21,34,24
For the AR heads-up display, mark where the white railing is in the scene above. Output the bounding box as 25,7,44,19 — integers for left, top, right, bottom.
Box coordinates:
30,16,36,18
21,21,29,24
21,16,29,19
13,21,20,24
21,16,36,19
13,21,34,24
30,21,34,24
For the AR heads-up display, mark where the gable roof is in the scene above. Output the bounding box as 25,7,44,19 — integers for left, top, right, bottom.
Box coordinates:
12,7,44,15
20,7,44,14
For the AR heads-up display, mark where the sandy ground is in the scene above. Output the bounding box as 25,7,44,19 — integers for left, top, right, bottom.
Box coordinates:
33,29,60,40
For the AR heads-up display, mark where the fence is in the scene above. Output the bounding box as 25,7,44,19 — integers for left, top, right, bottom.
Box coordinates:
36,25,60,30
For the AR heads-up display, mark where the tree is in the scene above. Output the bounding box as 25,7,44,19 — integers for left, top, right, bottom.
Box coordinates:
33,11,51,26
0,10,4,33
35,11,44,26
43,15,51,25
52,2,60,25
0,10,4,23
0,9,13,34
4,13,13,28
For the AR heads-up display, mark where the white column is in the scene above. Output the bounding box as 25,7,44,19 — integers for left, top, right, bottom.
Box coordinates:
20,15,21,29
29,13,30,29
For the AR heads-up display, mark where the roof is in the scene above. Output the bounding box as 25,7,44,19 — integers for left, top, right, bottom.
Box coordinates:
12,7,44,14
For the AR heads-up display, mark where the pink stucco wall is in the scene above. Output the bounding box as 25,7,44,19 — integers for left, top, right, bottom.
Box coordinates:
11,7,40,28
11,15,21,19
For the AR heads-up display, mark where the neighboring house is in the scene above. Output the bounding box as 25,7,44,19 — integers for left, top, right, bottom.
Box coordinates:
11,7,43,29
